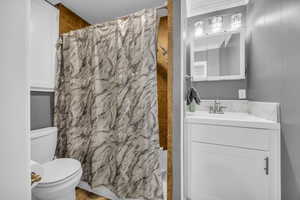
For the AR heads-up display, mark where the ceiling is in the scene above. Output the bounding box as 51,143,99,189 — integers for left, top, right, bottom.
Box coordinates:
48,0,166,24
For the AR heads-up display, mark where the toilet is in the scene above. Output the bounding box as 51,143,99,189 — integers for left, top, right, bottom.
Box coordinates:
31,127,82,200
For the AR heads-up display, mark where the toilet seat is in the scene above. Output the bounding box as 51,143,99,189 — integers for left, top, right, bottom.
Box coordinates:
37,158,82,186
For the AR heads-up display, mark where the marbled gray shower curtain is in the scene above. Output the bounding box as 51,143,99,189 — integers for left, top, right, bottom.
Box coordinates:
54,9,163,200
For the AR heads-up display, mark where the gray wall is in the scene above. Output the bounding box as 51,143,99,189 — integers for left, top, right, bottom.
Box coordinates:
187,6,247,99
30,92,54,130
193,79,247,100
247,0,300,199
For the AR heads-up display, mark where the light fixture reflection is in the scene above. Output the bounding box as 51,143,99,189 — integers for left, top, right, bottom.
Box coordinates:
194,21,204,37
210,16,223,33
231,13,242,30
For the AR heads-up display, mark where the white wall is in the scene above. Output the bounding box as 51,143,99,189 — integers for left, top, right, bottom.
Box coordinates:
0,1,31,199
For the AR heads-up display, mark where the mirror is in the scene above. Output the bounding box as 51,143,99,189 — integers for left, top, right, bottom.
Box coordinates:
190,30,245,81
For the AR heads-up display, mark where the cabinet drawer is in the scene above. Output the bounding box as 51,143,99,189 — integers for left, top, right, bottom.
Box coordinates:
190,124,271,151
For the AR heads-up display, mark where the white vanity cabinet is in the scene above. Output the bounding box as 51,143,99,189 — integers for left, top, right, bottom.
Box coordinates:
29,0,59,91
185,112,281,200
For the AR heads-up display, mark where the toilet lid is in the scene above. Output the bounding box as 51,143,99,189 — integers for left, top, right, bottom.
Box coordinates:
41,158,81,184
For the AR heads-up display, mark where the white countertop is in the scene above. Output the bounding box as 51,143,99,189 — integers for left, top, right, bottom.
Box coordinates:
185,111,280,130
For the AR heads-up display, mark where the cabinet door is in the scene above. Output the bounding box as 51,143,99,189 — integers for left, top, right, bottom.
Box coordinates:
30,0,59,91
190,142,269,200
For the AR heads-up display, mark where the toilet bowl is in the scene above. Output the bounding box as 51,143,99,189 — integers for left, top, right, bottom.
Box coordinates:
31,128,82,200
32,158,82,200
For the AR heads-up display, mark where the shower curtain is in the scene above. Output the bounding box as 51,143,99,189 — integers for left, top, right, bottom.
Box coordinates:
54,8,163,200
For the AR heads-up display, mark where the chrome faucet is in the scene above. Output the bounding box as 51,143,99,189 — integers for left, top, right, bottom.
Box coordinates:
209,100,226,114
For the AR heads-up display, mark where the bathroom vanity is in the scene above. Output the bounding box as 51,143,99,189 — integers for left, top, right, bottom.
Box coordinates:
184,105,281,200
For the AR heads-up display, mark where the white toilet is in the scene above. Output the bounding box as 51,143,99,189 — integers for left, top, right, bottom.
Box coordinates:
31,127,82,200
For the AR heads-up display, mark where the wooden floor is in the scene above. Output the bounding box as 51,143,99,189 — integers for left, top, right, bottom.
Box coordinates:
76,188,109,200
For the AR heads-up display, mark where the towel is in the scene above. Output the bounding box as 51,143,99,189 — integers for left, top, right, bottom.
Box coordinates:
186,87,201,105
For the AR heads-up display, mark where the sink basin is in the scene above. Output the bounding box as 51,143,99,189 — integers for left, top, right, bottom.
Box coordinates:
186,111,280,130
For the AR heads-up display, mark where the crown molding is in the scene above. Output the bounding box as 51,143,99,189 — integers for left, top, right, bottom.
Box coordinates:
187,0,249,18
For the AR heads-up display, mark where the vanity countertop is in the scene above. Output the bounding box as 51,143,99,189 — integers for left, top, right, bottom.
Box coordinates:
186,111,280,130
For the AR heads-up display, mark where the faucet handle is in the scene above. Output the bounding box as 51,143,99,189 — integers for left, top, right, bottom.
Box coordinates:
209,105,214,113
218,106,227,114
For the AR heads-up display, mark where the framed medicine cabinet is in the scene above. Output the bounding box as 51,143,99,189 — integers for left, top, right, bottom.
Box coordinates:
190,13,246,82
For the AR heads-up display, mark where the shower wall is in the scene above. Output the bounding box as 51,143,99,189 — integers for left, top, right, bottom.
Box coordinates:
56,3,90,34
157,16,169,150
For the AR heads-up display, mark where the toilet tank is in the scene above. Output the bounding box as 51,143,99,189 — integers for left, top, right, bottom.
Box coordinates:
31,127,58,164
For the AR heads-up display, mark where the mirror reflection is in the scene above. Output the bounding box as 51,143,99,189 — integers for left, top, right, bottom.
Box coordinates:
191,31,245,81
